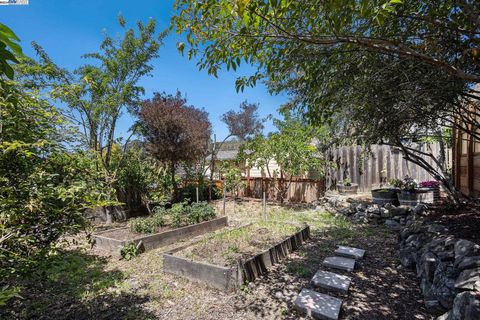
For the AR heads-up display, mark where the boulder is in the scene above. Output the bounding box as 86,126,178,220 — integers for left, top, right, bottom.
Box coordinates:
455,268,480,291
447,291,480,320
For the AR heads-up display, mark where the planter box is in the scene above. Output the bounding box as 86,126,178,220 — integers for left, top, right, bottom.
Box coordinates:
337,183,359,195
163,225,311,291
371,188,399,206
398,187,440,207
93,216,228,252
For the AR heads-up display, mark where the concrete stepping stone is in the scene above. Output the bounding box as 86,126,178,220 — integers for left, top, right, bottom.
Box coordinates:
335,245,366,260
294,288,342,320
311,270,351,293
322,256,356,272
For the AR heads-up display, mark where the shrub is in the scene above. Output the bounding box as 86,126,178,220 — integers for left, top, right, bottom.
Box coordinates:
130,217,156,234
170,201,190,228
176,183,222,203
120,242,140,261
188,202,215,224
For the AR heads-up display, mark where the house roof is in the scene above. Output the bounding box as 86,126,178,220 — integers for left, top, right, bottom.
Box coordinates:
206,149,239,161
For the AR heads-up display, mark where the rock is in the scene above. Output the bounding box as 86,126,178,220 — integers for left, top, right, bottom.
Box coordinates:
390,206,410,216
413,204,427,215
457,256,480,270
385,219,402,231
454,240,480,261
275,291,283,299
429,224,449,234
425,299,446,314
448,291,480,320
380,208,391,218
400,248,416,268
455,268,480,291
356,203,368,212
437,311,450,320
437,251,455,262
430,262,460,309
401,220,423,239
417,251,439,281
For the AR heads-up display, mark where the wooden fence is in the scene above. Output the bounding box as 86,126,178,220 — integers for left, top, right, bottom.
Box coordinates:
215,178,325,203
325,144,452,192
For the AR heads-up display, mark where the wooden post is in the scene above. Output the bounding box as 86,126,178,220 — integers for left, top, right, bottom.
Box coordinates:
223,185,226,216
262,191,267,221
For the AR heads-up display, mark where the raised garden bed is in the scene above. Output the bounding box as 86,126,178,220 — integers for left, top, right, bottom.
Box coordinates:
93,216,228,252
163,222,310,291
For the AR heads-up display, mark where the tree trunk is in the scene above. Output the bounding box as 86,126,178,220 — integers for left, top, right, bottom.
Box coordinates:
104,206,113,224
170,162,177,200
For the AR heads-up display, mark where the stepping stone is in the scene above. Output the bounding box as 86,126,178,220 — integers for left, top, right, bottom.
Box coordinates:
311,270,351,293
322,256,356,272
335,245,366,260
294,288,342,320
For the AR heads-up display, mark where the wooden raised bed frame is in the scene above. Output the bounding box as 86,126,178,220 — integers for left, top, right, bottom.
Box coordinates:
93,216,228,252
163,224,310,291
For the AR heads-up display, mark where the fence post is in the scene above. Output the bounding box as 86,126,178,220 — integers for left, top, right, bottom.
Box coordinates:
196,187,199,203
223,185,226,216
262,191,267,220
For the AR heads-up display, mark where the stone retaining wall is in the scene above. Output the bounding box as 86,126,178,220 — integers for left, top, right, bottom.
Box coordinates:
398,219,480,319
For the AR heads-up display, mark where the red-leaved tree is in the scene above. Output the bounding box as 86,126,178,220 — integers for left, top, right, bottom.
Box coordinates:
139,92,212,195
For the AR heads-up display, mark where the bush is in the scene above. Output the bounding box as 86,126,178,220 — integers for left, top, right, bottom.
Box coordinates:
120,242,140,261
170,201,190,228
188,202,216,224
176,183,222,203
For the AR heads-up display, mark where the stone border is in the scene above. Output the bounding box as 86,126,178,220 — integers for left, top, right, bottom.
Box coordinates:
93,216,228,252
163,225,310,291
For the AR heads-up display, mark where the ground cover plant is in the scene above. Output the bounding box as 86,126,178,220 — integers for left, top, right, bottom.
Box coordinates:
179,220,302,266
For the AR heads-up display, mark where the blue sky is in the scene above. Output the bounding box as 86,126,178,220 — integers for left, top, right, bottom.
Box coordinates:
1,0,288,140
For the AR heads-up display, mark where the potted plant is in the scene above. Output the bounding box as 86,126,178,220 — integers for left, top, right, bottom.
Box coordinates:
371,178,401,206
337,178,359,194
396,176,421,206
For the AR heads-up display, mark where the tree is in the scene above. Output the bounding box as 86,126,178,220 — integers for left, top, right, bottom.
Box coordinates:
243,113,328,203
207,101,263,199
138,92,212,196
0,81,106,288
172,0,480,85
172,0,480,202
19,15,166,222
0,23,22,80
